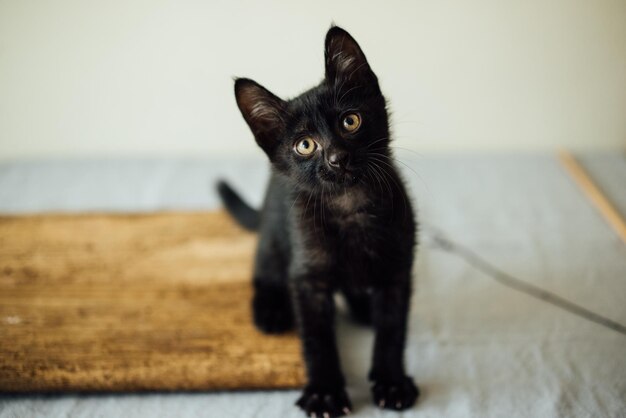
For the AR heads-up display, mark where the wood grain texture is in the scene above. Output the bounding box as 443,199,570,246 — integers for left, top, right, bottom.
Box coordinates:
558,151,626,244
0,211,304,392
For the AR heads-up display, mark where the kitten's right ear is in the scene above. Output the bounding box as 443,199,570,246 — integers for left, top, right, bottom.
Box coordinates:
234,78,287,157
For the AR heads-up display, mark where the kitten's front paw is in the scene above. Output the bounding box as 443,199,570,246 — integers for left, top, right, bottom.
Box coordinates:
371,375,419,411
295,386,352,418
252,283,294,334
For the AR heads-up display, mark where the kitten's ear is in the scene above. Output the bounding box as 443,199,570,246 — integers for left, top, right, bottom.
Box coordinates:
234,78,287,156
324,26,378,86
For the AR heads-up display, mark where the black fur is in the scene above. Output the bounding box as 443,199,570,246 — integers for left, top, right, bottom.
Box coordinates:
218,26,419,417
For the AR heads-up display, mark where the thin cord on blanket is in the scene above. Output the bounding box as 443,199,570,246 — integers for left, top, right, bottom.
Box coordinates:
423,227,626,337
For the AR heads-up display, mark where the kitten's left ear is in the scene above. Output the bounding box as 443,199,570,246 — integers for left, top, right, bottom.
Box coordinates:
324,26,378,86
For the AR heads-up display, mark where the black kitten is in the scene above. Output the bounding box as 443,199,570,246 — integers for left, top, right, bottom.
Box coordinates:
218,26,419,418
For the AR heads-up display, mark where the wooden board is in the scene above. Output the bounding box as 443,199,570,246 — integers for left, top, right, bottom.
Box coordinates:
0,211,304,392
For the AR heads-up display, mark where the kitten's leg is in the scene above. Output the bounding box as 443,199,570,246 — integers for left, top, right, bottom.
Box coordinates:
293,277,352,418
252,237,293,334
252,280,293,334
369,272,419,411
341,287,372,326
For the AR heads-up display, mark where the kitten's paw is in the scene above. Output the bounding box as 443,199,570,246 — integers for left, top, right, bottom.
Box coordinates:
371,375,419,411
252,284,294,334
295,386,353,418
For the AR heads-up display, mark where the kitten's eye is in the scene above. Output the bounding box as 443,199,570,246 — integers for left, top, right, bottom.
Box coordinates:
294,137,317,156
342,113,361,132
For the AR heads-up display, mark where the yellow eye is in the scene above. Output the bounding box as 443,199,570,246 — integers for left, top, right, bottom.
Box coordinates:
342,113,361,132
294,137,317,156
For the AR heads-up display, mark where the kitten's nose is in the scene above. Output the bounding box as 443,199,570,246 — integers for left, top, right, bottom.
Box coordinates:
327,150,350,169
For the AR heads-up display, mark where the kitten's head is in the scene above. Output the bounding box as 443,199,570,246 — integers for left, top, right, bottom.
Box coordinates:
235,26,389,192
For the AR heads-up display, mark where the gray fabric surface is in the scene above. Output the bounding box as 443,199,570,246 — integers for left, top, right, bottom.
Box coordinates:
1,154,625,418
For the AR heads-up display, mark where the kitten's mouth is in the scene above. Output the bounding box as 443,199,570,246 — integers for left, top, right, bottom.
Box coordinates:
318,168,359,187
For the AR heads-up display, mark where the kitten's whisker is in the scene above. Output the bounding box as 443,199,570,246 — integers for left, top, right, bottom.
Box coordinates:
368,162,390,196
393,159,429,193
302,189,314,226
313,192,318,236
381,165,409,218
367,155,396,172
321,191,327,240
389,156,424,183
367,164,384,196
370,161,395,216
288,189,303,218
365,137,389,150
361,166,382,194
368,156,409,218
388,146,423,157
368,150,429,194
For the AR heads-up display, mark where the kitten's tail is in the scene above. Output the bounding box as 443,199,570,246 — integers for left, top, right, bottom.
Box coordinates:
216,180,260,232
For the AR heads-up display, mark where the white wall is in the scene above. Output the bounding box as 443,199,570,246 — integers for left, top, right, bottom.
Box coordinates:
0,0,625,160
